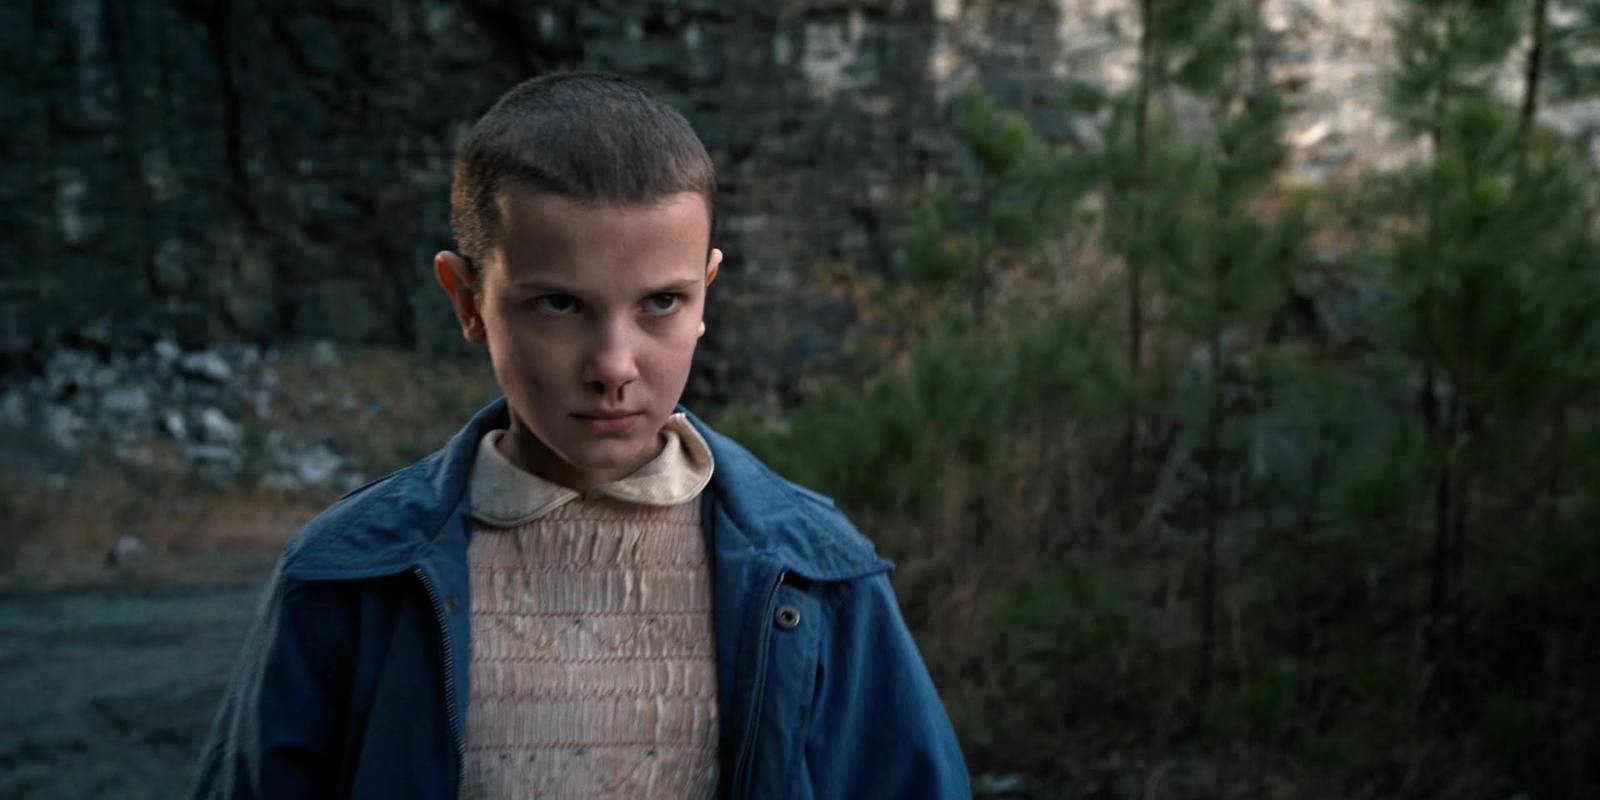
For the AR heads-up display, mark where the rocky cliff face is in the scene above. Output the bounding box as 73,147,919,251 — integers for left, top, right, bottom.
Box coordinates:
4,0,1596,410
3,0,963,411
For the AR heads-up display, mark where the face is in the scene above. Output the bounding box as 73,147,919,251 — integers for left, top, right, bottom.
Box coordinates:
435,189,720,490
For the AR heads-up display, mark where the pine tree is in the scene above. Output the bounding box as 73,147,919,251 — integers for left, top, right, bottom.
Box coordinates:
1106,0,1263,497
1380,5,1600,723
1101,0,1303,715
1384,0,1524,678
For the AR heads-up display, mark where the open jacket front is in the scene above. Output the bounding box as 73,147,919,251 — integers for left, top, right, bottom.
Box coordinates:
190,398,971,799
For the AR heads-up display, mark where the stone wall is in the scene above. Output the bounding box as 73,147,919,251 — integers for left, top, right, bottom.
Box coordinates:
1,0,985,411
4,0,1596,411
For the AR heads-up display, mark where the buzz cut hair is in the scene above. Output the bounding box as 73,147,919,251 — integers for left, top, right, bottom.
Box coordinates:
449,72,716,279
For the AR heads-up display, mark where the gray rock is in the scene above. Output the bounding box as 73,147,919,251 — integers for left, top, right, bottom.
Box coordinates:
105,535,150,566
273,440,344,487
308,339,340,368
43,404,87,451
179,351,233,383
57,174,94,247
153,338,181,364
45,350,95,398
162,410,187,441
101,386,151,418
185,443,241,473
252,389,272,418
0,390,23,426
975,772,1029,796
198,407,241,445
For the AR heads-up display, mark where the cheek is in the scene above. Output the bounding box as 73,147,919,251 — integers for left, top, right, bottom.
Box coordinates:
646,327,702,377
488,325,568,386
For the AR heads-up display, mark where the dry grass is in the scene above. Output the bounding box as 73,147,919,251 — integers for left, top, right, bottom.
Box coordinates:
0,346,499,593
0,458,332,593
854,414,1520,799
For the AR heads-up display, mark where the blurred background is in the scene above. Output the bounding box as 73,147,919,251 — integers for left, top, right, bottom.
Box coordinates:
2,0,1598,797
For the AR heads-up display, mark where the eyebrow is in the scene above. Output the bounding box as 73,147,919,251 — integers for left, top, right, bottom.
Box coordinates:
646,279,702,293
510,278,702,294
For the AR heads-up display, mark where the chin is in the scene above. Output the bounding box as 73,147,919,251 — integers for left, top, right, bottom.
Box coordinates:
560,437,654,472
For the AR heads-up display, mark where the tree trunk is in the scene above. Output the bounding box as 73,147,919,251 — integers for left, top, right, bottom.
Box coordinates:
1198,304,1223,718
1119,0,1156,506
1420,9,1449,679
1520,0,1549,142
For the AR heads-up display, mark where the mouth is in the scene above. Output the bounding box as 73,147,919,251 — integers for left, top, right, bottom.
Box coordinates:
571,410,644,434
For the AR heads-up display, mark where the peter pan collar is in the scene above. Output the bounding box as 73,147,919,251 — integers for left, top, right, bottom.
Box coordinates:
468,412,715,527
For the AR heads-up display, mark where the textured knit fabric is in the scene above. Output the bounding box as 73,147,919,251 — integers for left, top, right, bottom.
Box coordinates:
462,413,718,799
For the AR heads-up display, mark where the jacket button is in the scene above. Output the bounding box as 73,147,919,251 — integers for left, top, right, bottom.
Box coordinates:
774,605,801,630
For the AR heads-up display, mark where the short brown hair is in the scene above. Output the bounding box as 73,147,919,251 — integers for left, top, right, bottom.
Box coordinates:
449,72,716,277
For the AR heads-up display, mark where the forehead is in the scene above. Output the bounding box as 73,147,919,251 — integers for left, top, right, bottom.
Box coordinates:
491,189,709,280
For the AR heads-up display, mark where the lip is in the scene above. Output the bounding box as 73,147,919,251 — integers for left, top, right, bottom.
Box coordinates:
571,410,643,434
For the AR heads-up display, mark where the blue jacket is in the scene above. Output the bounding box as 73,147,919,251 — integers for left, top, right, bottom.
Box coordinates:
190,398,971,798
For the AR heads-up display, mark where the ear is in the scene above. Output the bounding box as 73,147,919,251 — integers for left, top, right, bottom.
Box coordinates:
705,247,721,287
434,251,486,345
700,248,721,338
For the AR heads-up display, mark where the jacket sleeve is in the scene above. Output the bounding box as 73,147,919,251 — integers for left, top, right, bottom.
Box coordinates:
806,573,972,799
189,575,356,800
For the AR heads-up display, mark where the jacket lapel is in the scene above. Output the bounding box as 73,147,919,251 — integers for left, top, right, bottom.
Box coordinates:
684,409,893,796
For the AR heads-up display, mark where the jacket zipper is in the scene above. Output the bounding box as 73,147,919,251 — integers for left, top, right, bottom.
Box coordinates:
729,568,786,798
414,567,466,767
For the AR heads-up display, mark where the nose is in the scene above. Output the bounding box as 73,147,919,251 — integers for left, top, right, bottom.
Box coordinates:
581,320,641,398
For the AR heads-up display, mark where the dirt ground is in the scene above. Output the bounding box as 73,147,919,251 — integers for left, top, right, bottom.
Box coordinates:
0,581,263,799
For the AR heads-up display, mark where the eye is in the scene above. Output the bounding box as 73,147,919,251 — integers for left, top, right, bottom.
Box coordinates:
641,293,682,316
531,294,581,316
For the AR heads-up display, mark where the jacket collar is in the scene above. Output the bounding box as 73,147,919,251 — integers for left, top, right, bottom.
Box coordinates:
680,409,892,582
279,397,891,582
277,396,498,581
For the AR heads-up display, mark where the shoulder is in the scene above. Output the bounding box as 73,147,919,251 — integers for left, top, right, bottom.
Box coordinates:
680,409,894,581
277,449,457,580
275,397,505,580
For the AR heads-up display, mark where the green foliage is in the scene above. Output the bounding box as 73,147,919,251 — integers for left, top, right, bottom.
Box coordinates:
1372,83,1597,484
901,181,980,287
1231,657,1300,739
729,308,1122,516
1388,0,1526,136
1249,348,1426,533
991,563,1135,657
1143,0,1259,98
958,91,1042,180
1150,93,1295,335
1301,733,1362,771
1056,78,1111,115
901,91,1097,289
1101,95,1198,263
724,5,1600,783
737,88,1123,517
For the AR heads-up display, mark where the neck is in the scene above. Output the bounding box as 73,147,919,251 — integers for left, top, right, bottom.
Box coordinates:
495,420,663,491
